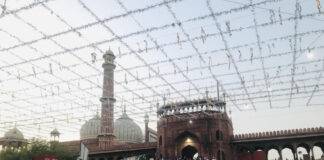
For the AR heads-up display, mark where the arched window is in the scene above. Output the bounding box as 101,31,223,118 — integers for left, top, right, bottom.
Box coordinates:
159,136,162,146
216,130,224,140
217,150,226,160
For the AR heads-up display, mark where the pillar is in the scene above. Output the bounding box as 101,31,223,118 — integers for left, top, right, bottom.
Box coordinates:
279,149,283,160
292,147,297,160
310,147,315,160
98,49,116,150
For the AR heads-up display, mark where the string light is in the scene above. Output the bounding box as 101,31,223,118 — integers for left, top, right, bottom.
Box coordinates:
177,32,181,48
306,52,315,60
278,8,283,25
316,0,321,13
144,40,148,53
225,21,231,36
91,52,97,63
201,27,207,43
1,0,7,15
49,63,53,74
269,9,276,24
250,48,254,64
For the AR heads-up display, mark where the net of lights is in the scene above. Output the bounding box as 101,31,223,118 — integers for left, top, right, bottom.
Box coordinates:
0,0,322,141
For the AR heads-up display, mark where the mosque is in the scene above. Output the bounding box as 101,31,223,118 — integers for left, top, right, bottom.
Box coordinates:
78,107,157,146
1,50,324,160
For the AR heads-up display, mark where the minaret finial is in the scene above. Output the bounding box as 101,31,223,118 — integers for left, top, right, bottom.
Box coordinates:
144,112,149,123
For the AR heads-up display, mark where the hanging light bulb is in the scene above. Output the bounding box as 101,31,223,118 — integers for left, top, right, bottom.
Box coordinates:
91,52,96,63
306,49,315,60
306,52,315,60
267,86,272,92
316,0,321,13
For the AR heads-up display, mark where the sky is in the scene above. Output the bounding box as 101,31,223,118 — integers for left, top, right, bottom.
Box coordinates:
0,2,323,157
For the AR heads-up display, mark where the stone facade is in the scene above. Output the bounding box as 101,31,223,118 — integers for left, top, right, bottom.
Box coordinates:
157,99,233,160
233,127,324,160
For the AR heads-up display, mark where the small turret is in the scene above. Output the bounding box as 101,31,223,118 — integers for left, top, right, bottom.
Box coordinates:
50,128,60,141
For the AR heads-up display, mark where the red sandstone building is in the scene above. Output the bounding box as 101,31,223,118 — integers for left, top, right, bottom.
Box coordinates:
1,50,324,160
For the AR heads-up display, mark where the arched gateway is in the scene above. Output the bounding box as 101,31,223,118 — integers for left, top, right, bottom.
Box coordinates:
181,145,198,159
157,98,233,159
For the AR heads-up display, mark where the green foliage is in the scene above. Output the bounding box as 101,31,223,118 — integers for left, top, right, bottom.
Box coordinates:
0,147,29,160
136,154,149,160
0,140,75,160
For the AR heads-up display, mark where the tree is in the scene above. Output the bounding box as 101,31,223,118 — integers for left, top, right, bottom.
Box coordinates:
0,140,76,160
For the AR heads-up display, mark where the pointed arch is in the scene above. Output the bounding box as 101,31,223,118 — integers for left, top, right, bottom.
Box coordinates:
175,131,199,142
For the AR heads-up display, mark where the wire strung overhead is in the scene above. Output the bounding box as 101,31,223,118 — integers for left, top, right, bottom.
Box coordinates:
0,0,322,141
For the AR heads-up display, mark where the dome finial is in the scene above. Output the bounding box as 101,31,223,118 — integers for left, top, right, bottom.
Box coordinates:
121,96,125,114
115,110,143,143
80,115,101,140
123,104,126,114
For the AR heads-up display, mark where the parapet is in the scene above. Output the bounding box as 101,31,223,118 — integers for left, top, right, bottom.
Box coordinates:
233,127,324,140
157,98,226,117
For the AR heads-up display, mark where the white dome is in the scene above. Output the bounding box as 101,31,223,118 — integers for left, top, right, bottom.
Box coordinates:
4,127,24,141
80,115,100,140
79,112,143,143
114,112,143,143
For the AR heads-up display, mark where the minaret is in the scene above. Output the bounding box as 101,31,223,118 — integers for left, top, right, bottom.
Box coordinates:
98,49,116,150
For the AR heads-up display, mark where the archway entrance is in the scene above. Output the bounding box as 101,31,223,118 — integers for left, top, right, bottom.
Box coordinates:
181,145,198,160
